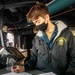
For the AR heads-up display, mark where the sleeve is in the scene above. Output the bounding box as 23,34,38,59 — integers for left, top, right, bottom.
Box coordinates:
66,31,75,75
24,37,38,71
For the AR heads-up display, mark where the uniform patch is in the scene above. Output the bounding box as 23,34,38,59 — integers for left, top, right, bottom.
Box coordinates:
57,37,66,46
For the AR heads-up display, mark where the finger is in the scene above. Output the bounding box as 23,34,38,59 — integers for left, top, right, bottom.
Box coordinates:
11,66,14,72
12,68,18,73
11,65,17,72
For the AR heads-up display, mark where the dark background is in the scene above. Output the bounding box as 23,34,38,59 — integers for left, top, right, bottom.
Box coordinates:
0,0,75,28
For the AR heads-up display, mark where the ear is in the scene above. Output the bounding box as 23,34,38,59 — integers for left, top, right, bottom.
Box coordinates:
46,14,50,20
44,14,50,23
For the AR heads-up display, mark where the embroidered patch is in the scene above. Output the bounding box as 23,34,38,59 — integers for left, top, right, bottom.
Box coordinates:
57,37,66,46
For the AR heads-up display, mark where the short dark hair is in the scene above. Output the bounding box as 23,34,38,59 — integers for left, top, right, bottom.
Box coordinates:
26,3,49,21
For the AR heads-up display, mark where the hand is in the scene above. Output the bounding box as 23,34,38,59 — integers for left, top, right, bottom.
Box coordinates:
11,65,25,73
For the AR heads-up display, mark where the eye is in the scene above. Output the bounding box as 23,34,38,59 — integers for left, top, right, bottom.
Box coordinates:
36,20,40,24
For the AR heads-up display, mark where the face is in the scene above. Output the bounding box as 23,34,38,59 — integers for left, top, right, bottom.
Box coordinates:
32,16,46,26
32,15,49,31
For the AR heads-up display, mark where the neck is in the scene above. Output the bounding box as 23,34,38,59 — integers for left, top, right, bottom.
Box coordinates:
46,20,55,32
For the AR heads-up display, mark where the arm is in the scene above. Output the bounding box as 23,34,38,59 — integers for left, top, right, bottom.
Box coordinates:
11,53,37,73
11,38,37,73
66,32,75,75
24,38,37,71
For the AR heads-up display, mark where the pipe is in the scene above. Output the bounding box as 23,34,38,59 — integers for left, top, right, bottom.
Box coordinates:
47,0,75,15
